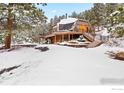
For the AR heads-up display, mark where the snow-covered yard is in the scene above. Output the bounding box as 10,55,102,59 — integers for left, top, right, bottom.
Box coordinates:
0,44,124,85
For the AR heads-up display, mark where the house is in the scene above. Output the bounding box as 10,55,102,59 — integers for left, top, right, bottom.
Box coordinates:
45,18,92,44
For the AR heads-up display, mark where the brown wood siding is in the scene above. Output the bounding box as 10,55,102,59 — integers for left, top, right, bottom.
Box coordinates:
45,20,92,44
56,35,62,43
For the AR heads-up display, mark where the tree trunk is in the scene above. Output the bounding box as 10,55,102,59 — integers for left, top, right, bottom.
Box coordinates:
98,26,99,31
4,8,13,49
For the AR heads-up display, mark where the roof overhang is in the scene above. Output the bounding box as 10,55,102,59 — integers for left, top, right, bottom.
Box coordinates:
45,31,83,38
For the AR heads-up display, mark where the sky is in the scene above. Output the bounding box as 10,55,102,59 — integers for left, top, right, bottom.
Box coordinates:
37,3,93,22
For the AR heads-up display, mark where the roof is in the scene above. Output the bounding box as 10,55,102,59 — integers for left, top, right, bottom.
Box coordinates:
45,31,83,38
58,18,78,24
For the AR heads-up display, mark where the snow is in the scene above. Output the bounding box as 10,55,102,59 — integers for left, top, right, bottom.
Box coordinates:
0,47,42,70
114,23,124,28
110,11,120,16
59,41,69,45
0,44,124,85
101,28,110,36
107,37,124,48
0,44,2,47
58,18,78,24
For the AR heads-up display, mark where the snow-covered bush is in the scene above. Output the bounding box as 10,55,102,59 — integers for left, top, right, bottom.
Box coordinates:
12,30,33,44
115,27,124,37
110,27,124,38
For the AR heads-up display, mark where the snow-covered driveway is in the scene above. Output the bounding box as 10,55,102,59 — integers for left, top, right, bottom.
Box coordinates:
0,44,124,85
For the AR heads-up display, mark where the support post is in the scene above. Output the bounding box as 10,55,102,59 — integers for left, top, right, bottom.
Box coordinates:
54,35,56,44
72,34,73,40
68,34,70,41
62,34,64,42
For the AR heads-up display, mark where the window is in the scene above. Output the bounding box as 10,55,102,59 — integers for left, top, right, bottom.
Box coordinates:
59,22,74,31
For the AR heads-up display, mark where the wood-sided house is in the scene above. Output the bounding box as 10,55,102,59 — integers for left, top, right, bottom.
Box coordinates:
45,18,92,44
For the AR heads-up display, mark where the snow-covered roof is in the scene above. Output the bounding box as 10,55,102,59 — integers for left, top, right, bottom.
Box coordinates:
58,18,78,24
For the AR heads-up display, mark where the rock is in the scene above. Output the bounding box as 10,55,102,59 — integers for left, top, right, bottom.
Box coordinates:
115,52,124,60
106,51,124,61
35,46,49,52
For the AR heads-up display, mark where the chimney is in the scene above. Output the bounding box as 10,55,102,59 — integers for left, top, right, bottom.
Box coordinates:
66,13,67,19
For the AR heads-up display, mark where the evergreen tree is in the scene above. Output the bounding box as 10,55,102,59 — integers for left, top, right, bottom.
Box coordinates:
70,11,78,18
105,3,119,26
91,3,105,30
0,3,47,48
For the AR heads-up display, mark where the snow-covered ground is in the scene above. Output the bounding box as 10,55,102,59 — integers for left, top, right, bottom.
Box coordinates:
0,44,124,85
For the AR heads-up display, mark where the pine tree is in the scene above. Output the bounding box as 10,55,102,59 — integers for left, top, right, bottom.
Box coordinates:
70,11,78,18
0,3,47,48
91,3,105,30
105,3,118,26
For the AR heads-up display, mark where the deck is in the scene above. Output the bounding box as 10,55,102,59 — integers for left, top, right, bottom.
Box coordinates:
45,31,83,38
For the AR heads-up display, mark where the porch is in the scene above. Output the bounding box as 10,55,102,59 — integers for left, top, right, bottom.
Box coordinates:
45,31,83,44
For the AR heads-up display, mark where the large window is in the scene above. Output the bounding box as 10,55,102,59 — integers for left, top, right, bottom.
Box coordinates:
59,22,74,31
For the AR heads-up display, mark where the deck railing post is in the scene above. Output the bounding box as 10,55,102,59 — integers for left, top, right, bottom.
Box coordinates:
72,34,73,40
62,35,64,42
68,34,70,41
